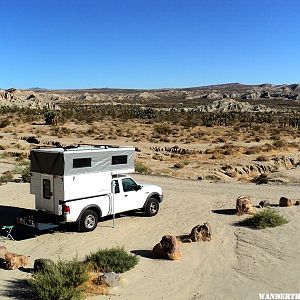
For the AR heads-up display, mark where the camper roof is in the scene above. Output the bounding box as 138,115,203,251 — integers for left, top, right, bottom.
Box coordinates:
32,145,135,154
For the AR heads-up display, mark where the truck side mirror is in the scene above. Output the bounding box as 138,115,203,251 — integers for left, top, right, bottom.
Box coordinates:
134,185,142,191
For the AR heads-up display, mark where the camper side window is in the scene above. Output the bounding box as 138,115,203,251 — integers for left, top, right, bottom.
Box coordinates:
43,179,51,199
112,155,127,165
73,158,92,168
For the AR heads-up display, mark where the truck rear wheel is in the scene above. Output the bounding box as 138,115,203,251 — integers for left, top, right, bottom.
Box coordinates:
79,210,98,232
145,198,159,217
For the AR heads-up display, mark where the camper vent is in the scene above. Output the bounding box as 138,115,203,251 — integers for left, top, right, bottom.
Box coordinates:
73,158,92,168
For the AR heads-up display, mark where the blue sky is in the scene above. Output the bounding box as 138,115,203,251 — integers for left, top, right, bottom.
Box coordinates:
0,0,299,89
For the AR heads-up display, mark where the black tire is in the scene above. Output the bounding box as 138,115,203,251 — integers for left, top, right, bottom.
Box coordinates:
145,198,159,217
79,210,98,232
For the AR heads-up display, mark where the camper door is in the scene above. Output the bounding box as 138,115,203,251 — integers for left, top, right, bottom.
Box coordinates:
40,174,55,213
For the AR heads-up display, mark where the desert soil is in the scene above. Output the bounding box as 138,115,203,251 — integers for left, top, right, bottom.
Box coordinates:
0,174,300,300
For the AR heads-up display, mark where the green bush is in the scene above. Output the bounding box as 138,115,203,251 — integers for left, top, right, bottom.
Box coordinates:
238,208,288,229
85,247,139,273
253,174,268,185
135,160,151,174
153,124,172,135
0,119,10,128
0,171,13,184
29,259,88,300
21,164,31,182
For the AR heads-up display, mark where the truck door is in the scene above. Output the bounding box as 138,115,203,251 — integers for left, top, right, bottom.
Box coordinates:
40,174,55,213
113,178,143,214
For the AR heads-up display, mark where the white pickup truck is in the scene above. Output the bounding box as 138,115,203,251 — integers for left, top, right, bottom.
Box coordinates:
18,146,163,232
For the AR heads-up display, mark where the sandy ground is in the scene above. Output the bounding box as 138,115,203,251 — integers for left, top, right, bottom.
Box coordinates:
0,174,300,300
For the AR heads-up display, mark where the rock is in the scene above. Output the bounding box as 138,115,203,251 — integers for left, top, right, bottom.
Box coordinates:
153,235,181,260
279,197,293,207
259,200,271,208
236,196,256,215
5,253,29,270
98,272,120,287
0,246,8,260
34,258,53,272
294,200,300,206
189,223,212,242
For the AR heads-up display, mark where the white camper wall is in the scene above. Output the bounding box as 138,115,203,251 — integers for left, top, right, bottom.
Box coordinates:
30,172,42,209
63,171,112,201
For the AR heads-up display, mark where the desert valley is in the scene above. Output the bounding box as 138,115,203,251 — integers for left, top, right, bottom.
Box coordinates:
0,83,300,299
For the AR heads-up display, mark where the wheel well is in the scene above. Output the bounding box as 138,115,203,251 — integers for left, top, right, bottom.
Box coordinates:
143,193,161,209
77,205,102,222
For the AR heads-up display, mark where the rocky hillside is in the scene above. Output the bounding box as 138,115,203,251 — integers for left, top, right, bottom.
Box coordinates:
0,83,299,110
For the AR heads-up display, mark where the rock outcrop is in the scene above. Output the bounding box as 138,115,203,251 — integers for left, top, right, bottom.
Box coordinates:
279,197,293,207
189,223,212,242
4,252,29,270
236,196,256,215
153,235,182,260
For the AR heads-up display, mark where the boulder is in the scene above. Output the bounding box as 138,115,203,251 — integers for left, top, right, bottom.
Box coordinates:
153,235,181,260
5,253,29,270
189,223,212,242
236,196,256,215
34,258,53,272
98,272,120,287
259,200,271,208
279,197,293,207
0,246,8,260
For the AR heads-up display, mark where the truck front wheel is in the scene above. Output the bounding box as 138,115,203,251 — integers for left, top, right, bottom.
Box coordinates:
79,210,98,232
145,198,159,217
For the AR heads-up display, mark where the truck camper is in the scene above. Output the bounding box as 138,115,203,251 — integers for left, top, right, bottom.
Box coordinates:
19,145,163,232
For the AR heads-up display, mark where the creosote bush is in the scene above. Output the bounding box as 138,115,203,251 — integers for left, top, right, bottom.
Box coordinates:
85,247,139,273
238,208,288,229
29,258,89,300
135,160,152,174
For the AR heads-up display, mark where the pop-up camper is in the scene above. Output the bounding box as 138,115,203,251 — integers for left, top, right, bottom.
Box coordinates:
20,145,163,231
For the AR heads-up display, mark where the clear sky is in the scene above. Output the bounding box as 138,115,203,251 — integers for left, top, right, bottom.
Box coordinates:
0,0,299,89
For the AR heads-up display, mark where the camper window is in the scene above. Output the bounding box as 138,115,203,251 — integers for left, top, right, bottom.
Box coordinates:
112,155,127,165
43,179,51,199
73,158,92,168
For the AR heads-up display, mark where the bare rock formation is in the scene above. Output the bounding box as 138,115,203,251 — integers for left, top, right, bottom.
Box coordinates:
0,246,8,260
153,235,182,260
34,258,53,272
236,196,256,215
4,252,29,270
189,223,212,242
259,200,271,208
279,197,293,207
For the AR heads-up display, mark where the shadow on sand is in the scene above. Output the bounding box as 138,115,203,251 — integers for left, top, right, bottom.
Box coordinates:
0,279,37,300
211,208,237,215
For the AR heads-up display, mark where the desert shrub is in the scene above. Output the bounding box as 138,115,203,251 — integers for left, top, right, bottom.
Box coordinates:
0,171,13,184
21,164,31,182
44,110,58,125
253,174,268,184
29,258,89,300
153,124,172,135
0,119,10,128
256,155,269,162
238,208,288,229
272,139,286,149
85,247,139,273
173,162,184,169
135,161,151,174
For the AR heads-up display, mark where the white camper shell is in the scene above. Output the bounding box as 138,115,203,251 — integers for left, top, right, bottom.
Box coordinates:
26,145,163,232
